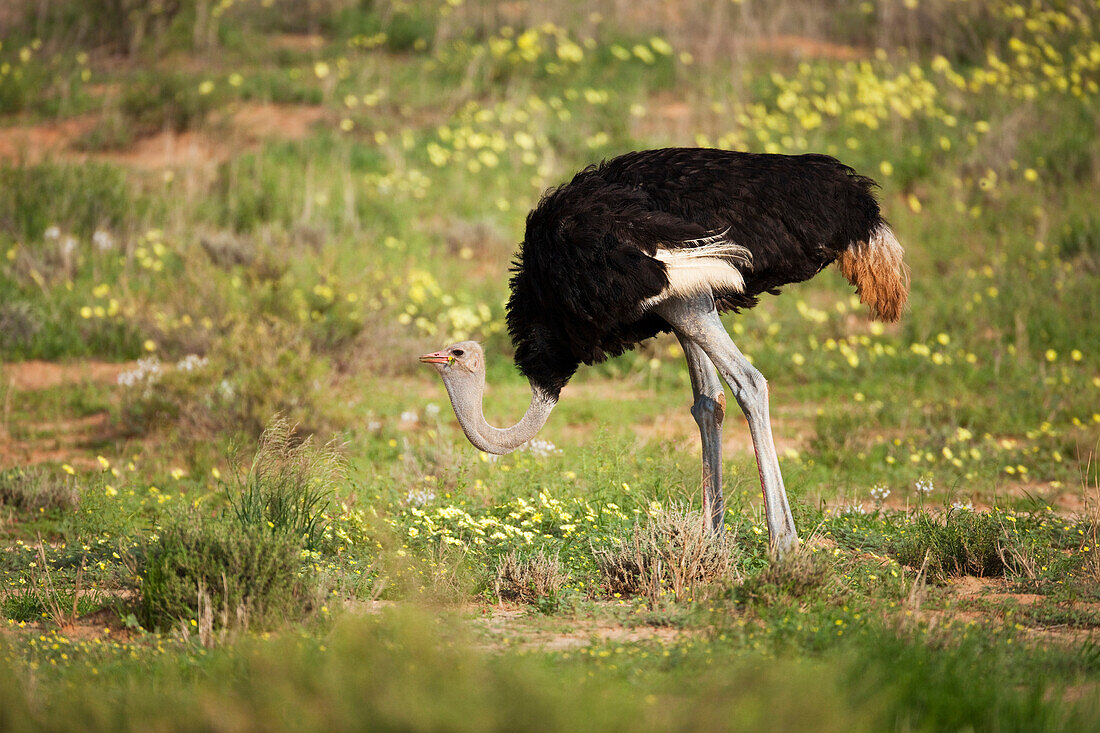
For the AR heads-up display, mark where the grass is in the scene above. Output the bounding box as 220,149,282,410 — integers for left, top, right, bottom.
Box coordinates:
0,0,1098,728
223,416,344,550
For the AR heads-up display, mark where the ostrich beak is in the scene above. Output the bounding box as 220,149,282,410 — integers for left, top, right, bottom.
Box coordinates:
419,350,451,365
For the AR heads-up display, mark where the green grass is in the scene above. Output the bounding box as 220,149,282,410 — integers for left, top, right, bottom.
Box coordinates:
0,0,1098,729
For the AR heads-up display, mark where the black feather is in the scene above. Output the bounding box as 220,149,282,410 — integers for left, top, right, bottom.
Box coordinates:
506,148,885,396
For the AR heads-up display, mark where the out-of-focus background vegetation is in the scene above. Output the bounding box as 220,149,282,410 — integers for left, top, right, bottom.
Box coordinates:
1,1,1098,730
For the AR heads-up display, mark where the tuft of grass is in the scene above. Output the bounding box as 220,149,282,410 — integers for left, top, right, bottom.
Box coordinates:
493,549,569,608
223,416,345,550
593,507,739,605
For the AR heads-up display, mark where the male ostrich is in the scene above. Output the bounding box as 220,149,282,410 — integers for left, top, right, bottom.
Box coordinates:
421,148,909,555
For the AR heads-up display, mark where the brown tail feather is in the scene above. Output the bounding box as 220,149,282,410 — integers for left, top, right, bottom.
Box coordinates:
835,223,910,322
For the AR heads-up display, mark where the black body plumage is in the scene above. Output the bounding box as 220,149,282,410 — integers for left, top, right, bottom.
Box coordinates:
506,148,885,397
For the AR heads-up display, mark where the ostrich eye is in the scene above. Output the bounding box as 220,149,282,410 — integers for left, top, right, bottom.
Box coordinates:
451,349,464,356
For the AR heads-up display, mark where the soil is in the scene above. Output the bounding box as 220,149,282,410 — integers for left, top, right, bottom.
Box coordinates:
472,603,694,651
0,360,133,469
345,599,697,652
0,103,327,171
2,360,133,391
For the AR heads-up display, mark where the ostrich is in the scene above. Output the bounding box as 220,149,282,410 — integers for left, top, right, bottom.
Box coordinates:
421,148,909,555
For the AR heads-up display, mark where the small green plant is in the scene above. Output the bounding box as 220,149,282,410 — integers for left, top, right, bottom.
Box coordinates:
135,518,308,634
28,544,99,628
594,507,739,605
492,549,569,607
223,416,344,550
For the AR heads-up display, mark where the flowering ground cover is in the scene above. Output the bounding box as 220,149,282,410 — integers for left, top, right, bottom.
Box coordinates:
0,1,1098,729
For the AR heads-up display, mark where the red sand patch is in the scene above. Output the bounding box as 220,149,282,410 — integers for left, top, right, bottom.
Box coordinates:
2,360,134,391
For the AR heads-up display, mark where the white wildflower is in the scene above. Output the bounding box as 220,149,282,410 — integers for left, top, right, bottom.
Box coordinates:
405,488,437,507
117,357,162,388
519,439,561,457
92,230,115,251
915,478,934,495
217,380,235,399
175,354,208,372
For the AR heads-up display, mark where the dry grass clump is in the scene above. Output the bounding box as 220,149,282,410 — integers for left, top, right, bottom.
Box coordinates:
493,550,569,605
593,507,739,606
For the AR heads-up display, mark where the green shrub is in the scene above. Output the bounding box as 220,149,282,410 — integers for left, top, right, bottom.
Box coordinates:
116,321,332,441
0,301,43,354
136,518,308,633
737,549,833,605
14,0,188,55
889,509,1015,579
1058,213,1100,273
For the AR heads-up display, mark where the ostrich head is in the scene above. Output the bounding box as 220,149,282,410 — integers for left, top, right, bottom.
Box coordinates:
419,340,555,455
418,340,484,384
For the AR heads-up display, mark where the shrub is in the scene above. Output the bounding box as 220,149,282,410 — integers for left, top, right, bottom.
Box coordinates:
116,321,333,441
593,508,739,605
136,518,308,634
0,302,43,353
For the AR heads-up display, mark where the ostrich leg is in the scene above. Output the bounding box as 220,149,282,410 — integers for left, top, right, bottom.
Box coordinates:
659,294,799,556
676,333,727,534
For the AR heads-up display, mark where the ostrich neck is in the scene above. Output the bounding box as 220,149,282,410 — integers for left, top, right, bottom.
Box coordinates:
443,375,556,455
